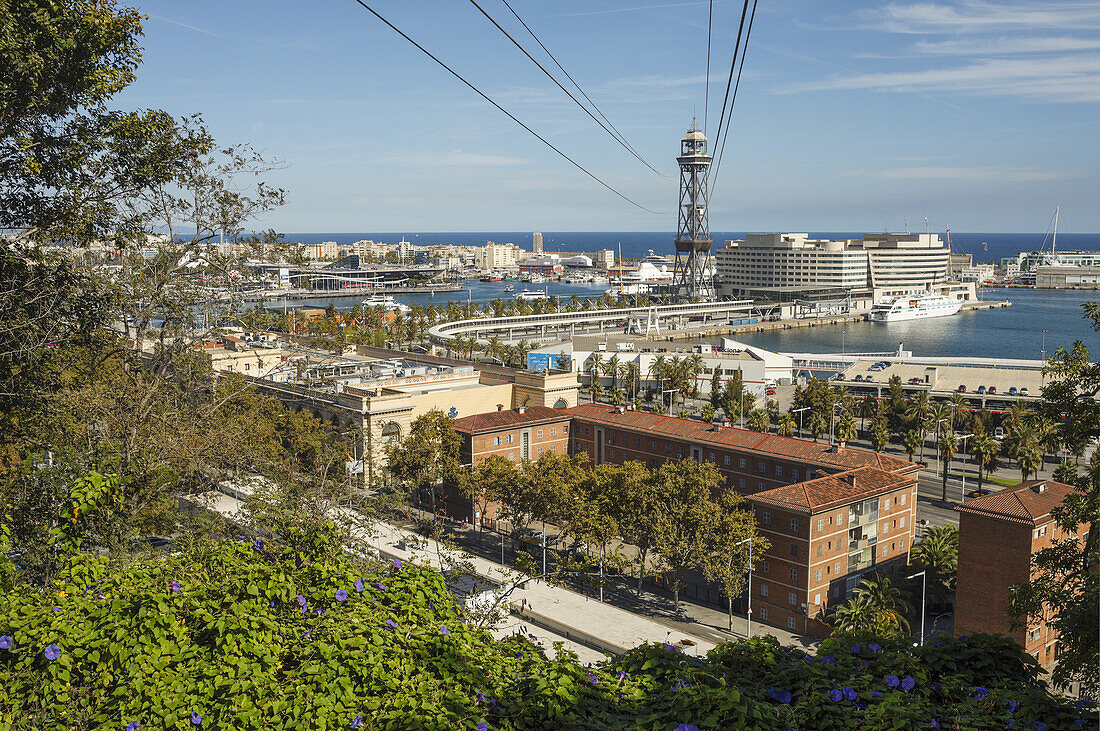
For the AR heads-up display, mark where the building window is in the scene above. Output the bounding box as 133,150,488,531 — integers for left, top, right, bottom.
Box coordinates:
791,518,800,532
837,512,844,526
506,434,514,444
790,544,799,558
508,452,515,461
652,440,657,450
883,497,890,509
816,543,823,557
758,481,765,491
709,452,716,462
739,478,746,489
609,449,615,459
815,569,822,582
900,516,906,529
817,519,824,532
792,468,799,481
814,592,821,606
563,425,569,434
898,492,905,505
900,538,906,550
761,560,770,573
832,586,840,599
537,447,544,457
760,607,768,621
788,591,797,605
883,523,890,535
678,446,685,458
740,458,747,468
835,561,842,574
775,465,783,476
790,569,799,582
760,584,769,597
760,511,771,525
665,444,671,454
550,428,556,436
759,461,766,473
494,436,502,446
724,455,731,466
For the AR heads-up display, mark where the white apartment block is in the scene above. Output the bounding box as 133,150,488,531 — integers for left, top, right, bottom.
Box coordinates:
476,242,521,270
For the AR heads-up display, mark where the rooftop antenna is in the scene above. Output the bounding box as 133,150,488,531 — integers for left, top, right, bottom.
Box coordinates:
904,216,909,234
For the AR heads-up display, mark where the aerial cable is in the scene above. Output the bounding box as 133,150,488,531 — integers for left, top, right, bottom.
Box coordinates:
349,0,662,214
466,0,666,179
497,0,666,179
710,0,757,192
703,0,713,138
708,0,750,165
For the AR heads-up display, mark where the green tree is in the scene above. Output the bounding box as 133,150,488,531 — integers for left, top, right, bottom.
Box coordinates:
461,455,516,534
825,574,911,639
938,431,958,501
700,403,716,423
807,411,827,442
700,490,765,631
747,409,768,433
602,461,660,595
902,429,922,464
385,409,462,517
835,412,858,444
971,432,1000,496
908,524,958,607
870,422,889,453
776,412,796,438
570,463,622,601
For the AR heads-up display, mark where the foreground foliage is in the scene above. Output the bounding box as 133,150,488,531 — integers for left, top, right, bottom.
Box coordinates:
0,538,1091,730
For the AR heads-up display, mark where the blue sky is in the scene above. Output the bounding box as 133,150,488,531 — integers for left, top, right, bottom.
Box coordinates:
116,0,1100,232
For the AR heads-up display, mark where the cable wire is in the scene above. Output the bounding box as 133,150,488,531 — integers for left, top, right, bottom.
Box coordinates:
349,0,662,214
703,0,713,138
708,0,750,163
710,0,757,192
467,0,666,179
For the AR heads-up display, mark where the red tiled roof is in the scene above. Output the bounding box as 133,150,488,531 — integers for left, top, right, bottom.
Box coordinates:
955,480,1076,526
567,403,916,474
745,467,915,514
452,405,569,434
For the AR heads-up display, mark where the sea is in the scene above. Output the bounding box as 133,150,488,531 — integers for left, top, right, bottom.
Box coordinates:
267,231,1099,361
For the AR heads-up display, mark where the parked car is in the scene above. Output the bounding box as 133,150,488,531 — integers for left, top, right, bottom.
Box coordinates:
958,384,967,392
853,374,863,382
976,385,987,394
765,385,777,396
908,377,922,384
1020,387,1029,396
1008,386,1018,395
994,426,1005,440
988,386,997,394
864,375,874,382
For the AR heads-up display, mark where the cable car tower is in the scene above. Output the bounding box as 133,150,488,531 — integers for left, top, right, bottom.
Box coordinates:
672,121,715,301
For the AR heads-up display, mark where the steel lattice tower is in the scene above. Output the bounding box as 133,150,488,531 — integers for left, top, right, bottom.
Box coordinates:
671,124,715,301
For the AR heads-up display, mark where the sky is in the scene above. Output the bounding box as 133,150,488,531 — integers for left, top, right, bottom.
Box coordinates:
115,0,1100,233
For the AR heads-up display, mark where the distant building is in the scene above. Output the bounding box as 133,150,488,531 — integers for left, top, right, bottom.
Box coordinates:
955,480,1082,670
477,242,521,270
948,253,972,276
716,233,958,306
1035,265,1100,288
1011,250,1100,272
533,231,543,254
594,249,616,270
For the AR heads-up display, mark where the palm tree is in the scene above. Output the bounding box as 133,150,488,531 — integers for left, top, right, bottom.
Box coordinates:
909,524,958,606
777,412,796,437
971,432,1000,496
902,429,922,463
587,352,604,389
604,354,621,390
948,392,968,429
859,394,877,433
939,430,958,501
747,409,768,432
807,411,827,442
589,380,603,403
835,412,857,443
929,401,952,461
1017,439,1043,481
906,391,932,463
853,574,911,638
485,335,503,363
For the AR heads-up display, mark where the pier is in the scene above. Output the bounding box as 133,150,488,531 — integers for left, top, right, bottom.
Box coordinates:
223,283,463,303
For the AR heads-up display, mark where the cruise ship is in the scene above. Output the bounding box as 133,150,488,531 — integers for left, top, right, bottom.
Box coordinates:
513,288,548,301
867,293,962,322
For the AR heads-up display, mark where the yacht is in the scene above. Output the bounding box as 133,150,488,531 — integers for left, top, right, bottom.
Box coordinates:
513,289,548,301
640,249,672,267
362,294,410,313
867,292,962,322
503,284,515,292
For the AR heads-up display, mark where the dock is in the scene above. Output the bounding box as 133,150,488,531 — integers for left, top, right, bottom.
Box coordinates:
225,284,463,303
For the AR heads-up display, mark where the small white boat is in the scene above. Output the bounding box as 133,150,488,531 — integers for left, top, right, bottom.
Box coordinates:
513,289,548,301
362,294,410,313
503,284,515,292
867,292,962,322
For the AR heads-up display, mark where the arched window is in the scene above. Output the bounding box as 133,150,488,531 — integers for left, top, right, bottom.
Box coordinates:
553,398,568,409
380,422,401,444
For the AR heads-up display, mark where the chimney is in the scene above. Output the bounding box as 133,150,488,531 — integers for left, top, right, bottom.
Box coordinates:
518,405,526,415
497,404,504,412
1035,482,1046,493
846,473,857,488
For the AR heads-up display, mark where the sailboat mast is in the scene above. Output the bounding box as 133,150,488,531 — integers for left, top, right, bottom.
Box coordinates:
1052,205,1059,259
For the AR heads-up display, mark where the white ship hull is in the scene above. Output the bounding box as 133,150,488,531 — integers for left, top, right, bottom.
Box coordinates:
867,295,962,322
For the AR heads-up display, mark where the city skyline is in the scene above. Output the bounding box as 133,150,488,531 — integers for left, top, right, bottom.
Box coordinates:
118,1,1100,232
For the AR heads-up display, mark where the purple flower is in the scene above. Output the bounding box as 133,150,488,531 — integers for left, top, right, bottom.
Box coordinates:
930,720,940,730
126,723,139,731
674,726,701,731
971,686,989,700
768,688,792,704
354,579,364,593
886,675,900,688
294,555,303,569
169,580,181,594
52,606,61,612
385,619,397,629
302,630,312,640
190,711,202,726
869,643,882,653
236,535,247,541
392,558,402,570
252,538,264,551
350,715,363,728
371,582,386,591
850,644,861,653
335,589,348,602
296,595,307,608
901,676,916,691
0,635,11,650
870,691,882,699
1007,701,1018,712
671,679,691,691
820,655,835,664
843,687,857,701
829,689,843,703
586,672,600,685
616,670,628,681
316,609,325,617
476,724,489,731
269,600,276,607
44,644,61,661
439,626,451,635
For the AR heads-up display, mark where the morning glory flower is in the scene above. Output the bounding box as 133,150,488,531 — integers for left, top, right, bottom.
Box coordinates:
269,600,275,607
820,656,835,664
674,726,701,731
829,689,843,703
371,582,386,591
616,670,628,681
354,579,364,593
44,644,61,661
0,635,11,650
476,724,489,731
296,595,307,608
190,711,202,725
1007,701,1019,712
392,558,402,569
869,643,882,653
169,580,181,593
586,672,600,685
850,644,861,654
767,688,792,704
886,675,900,688
930,720,940,730
901,676,916,691
236,535,246,541
52,606,61,612
971,686,989,700
843,687,857,701
870,691,882,699
439,626,451,635
126,723,139,731
335,589,348,602
350,715,363,728
252,538,263,551
385,619,397,629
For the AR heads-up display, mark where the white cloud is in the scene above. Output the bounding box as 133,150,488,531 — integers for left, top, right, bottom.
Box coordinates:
777,55,1100,103
872,166,1070,182
860,1,1100,34
912,36,1100,55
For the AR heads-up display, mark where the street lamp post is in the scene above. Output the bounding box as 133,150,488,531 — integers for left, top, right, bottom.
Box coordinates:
958,433,974,501
736,535,753,638
830,403,844,445
793,407,810,440
662,388,677,415
907,570,927,646
934,418,949,476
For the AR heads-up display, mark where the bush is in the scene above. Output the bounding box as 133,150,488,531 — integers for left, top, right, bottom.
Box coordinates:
0,538,1090,730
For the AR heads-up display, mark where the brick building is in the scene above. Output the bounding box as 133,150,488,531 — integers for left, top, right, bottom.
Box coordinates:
567,404,919,635
955,480,1080,668
746,467,917,635
445,405,572,524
